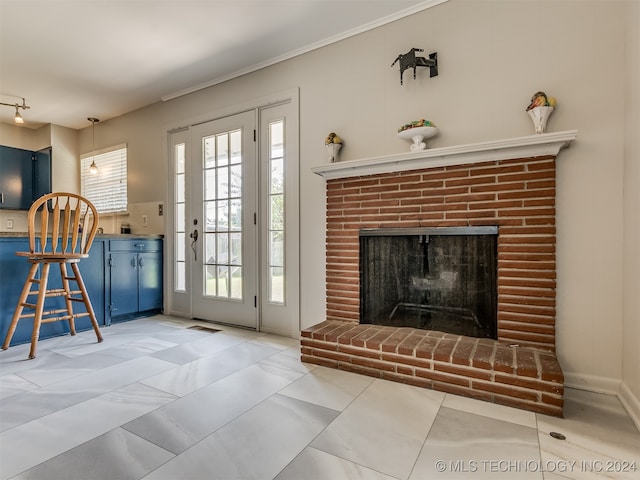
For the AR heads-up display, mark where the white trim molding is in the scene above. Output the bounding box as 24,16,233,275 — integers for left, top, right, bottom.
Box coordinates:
162,1,448,102
620,382,640,431
564,371,621,396
312,130,578,180
565,372,640,430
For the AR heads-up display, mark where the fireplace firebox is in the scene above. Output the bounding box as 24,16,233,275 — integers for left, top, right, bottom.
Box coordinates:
360,227,498,338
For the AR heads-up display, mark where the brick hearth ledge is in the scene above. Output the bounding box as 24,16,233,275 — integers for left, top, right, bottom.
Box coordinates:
301,321,564,416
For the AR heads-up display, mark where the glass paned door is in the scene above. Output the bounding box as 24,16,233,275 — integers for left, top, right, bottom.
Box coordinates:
191,111,257,328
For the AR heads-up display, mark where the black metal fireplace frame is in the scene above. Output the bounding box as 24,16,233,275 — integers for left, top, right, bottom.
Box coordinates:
359,226,498,339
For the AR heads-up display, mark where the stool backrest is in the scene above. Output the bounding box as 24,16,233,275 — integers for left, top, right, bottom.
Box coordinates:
28,193,100,255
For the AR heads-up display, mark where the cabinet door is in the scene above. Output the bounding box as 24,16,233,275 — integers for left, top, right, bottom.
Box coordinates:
77,240,106,326
109,252,139,318
0,239,33,346
33,147,52,200
138,251,163,312
0,146,33,210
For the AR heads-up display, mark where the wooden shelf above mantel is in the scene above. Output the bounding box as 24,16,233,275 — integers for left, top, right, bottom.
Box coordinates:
311,129,578,180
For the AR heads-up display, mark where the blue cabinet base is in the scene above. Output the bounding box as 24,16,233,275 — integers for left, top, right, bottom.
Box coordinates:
0,236,163,347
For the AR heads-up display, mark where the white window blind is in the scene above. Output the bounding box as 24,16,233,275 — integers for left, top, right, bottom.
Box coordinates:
81,143,128,214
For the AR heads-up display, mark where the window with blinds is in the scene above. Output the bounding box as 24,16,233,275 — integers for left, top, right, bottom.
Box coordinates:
80,143,128,213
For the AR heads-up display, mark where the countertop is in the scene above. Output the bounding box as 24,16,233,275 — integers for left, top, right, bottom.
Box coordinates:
0,233,164,239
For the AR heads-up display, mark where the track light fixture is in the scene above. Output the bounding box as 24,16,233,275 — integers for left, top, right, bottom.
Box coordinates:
0,97,30,124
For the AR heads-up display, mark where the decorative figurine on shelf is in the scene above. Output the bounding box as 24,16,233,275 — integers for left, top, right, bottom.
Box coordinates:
397,119,438,151
526,91,557,134
325,132,343,162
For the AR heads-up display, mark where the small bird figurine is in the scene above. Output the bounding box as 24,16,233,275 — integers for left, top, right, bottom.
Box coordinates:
526,91,548,111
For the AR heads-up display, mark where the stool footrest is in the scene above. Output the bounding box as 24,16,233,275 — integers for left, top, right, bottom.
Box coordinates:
25,288,82,298
42,312,90,324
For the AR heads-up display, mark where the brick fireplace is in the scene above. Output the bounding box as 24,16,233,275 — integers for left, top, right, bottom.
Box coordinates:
302,131,577,416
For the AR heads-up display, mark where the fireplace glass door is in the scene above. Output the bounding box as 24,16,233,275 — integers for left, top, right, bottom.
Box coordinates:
360,227,498,339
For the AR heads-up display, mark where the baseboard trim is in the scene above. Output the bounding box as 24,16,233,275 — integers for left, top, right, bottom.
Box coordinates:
564,372,640,431
619,382,640,431
563,372,621,395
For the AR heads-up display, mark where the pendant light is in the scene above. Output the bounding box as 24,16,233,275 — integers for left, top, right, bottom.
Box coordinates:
88,117,100,175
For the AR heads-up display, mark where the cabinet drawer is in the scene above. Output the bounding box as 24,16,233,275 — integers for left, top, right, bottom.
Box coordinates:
109,239,162,252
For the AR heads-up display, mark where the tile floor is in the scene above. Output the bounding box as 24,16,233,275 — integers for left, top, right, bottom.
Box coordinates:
0,315,638,480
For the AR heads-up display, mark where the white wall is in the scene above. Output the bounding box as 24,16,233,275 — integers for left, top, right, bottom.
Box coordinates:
22,1,638,412
50,124,80,193
622,0,640,428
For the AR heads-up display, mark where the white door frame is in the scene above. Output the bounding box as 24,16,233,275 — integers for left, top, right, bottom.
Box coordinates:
164,88,300,336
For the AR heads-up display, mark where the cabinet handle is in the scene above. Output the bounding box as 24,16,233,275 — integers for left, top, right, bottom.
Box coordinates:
134,243,145,248
131,256,137,268
1,193,3,204
138,256,144,268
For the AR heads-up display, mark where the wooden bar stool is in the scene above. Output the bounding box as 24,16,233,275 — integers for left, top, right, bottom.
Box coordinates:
2,192,103,359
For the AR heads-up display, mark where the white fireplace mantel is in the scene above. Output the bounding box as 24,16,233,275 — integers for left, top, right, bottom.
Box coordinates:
311,130,578,180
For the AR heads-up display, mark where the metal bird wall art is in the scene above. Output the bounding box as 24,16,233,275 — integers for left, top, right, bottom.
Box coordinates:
391,48,438,85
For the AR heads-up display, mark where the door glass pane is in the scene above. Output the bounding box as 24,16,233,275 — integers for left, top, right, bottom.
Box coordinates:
270,267,284,303
176,204,185,234
174,142,186,292
205,233,215,263
217,166,229,199
217,134,229,166
230,232,242,264
268,120,285,304
205,201,216,232
230,131,241,164
176,232,186,261
202,128,244,300
217,266,229,297
204,136,216,168
217,200,229,231
217,233,229,264
205,169,216,200
230,164,242,197
230,199,242,230
230,267,242,299
205,265,216,296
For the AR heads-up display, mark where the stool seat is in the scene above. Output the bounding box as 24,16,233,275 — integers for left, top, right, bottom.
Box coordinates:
2,192,103,359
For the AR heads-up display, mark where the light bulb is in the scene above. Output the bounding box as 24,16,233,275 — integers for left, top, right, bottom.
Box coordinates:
14,106,24,124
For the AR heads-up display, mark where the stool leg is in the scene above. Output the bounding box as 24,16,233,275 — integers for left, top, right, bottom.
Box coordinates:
29,262,50,359
3,263,39,351
70,263,103,343
59,263,76,336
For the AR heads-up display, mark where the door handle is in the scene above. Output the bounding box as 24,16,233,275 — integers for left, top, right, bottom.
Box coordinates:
190,229,198,261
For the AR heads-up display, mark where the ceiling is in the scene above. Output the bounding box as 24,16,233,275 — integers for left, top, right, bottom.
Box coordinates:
0,0,438,130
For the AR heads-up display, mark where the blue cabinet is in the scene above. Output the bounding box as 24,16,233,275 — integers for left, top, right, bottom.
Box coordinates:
33,147,52,201
0,146,33,209
0,238,32,345
0,236,162,347
108,239,163,323
0,238,106,347
0,146,51,210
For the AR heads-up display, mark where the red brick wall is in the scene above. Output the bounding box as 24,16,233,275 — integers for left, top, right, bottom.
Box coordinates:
325,156,557,350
